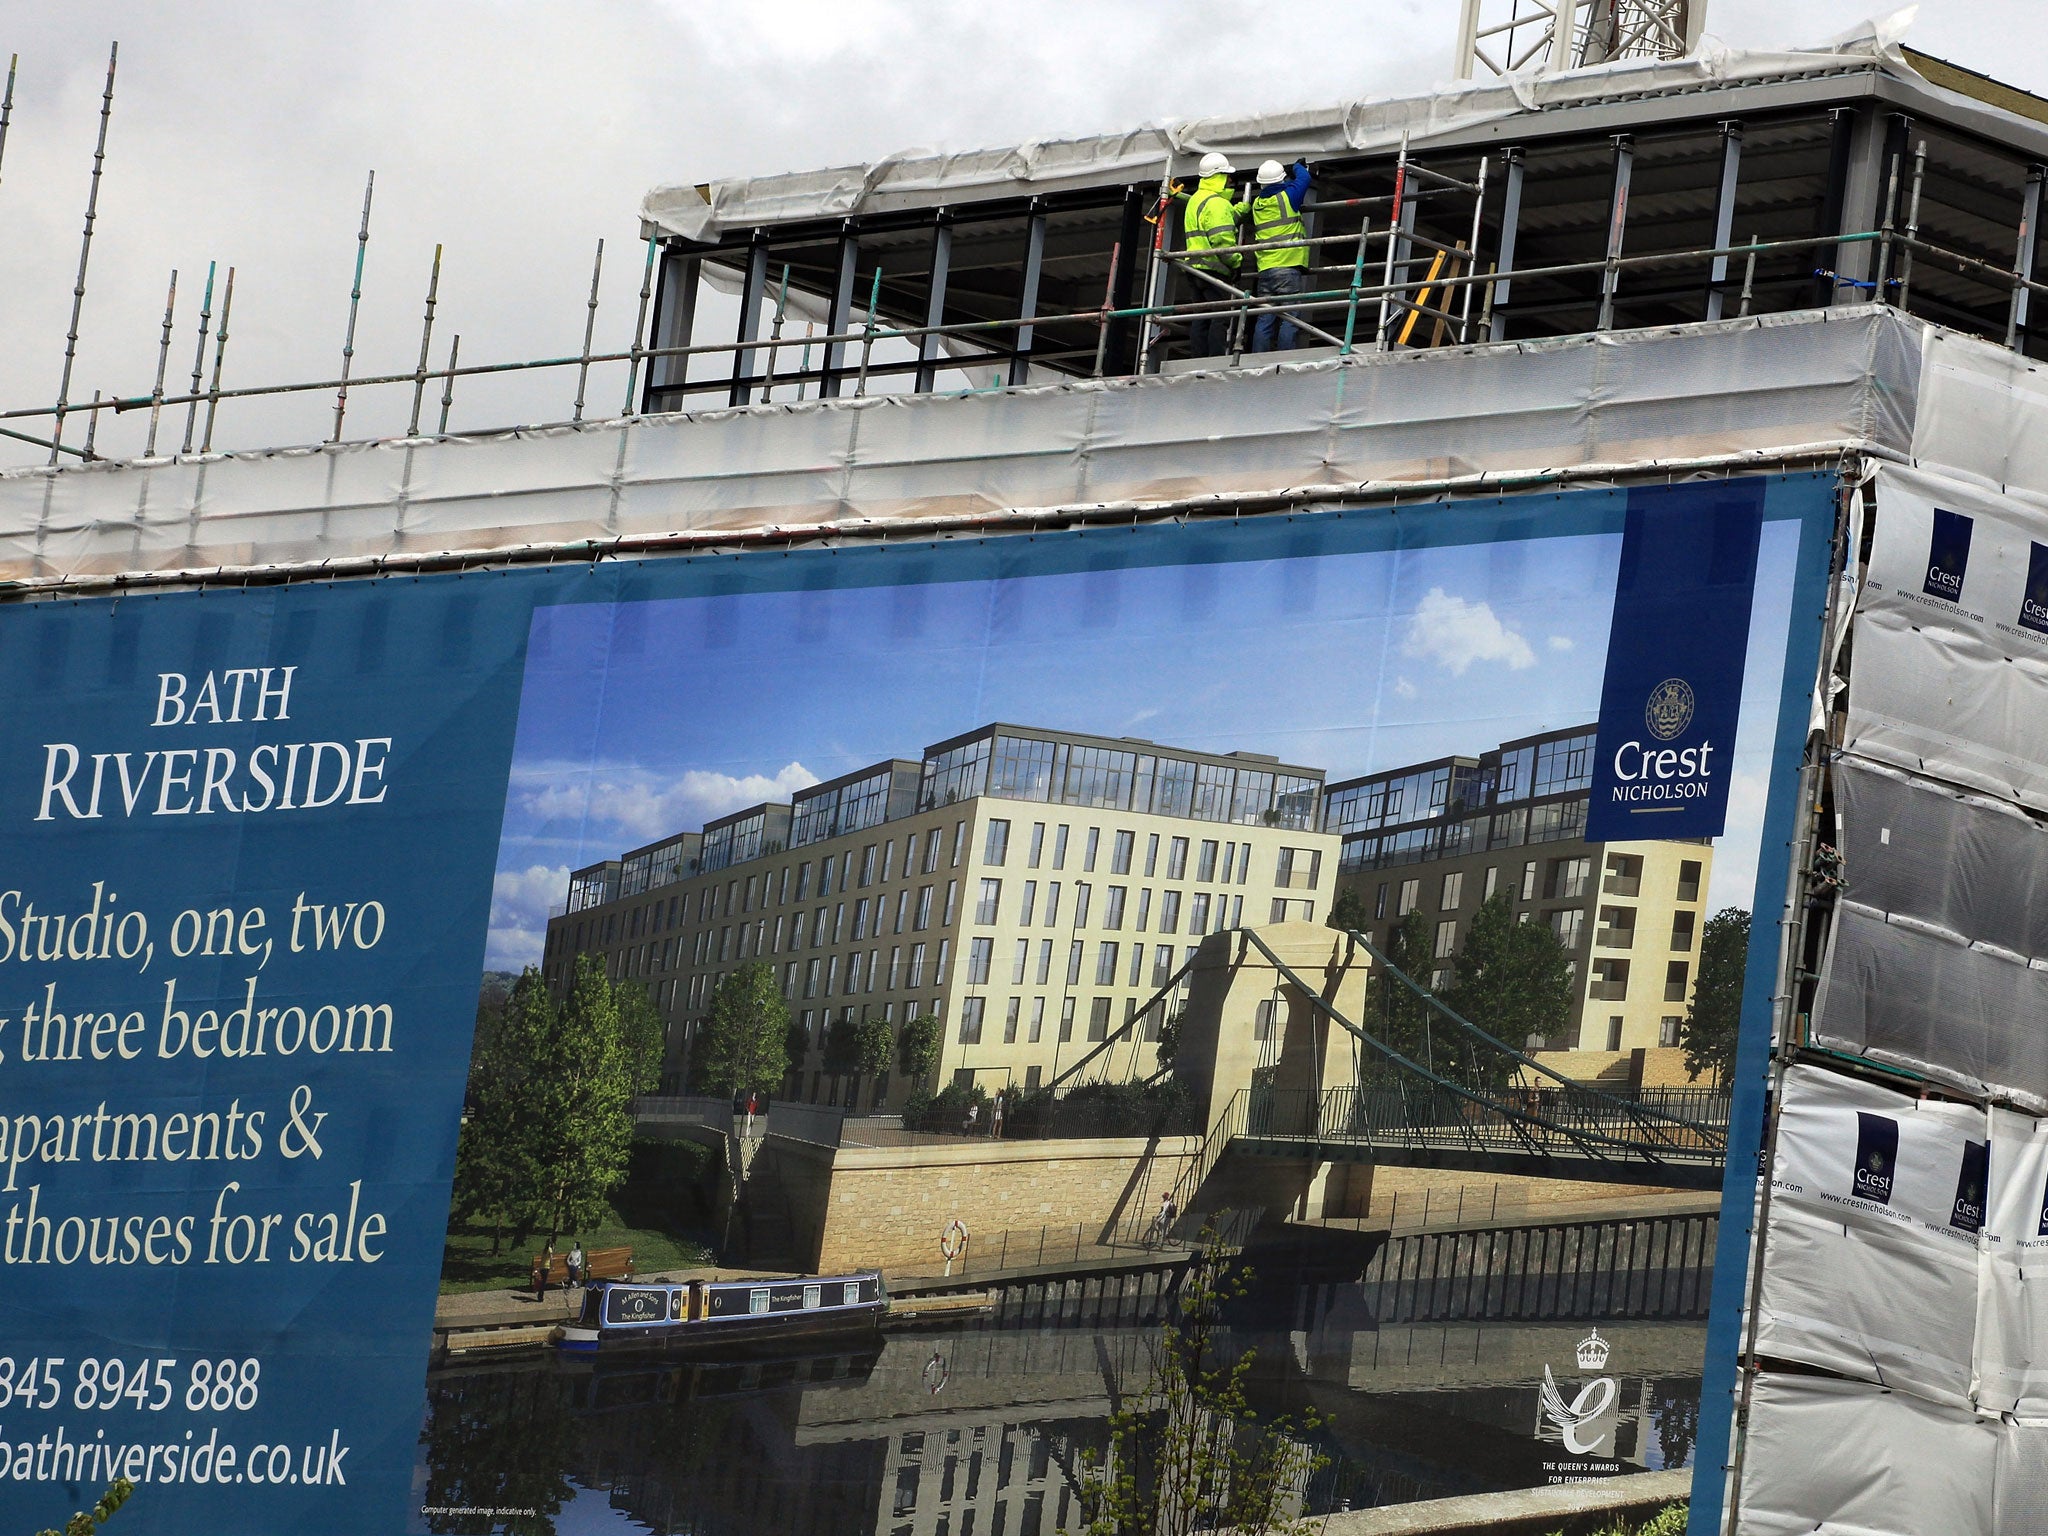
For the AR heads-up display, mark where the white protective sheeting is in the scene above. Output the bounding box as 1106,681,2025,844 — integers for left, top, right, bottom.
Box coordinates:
1912,324,2048,504
1979,1106,2048,1416
0,306,1919,586
1847,464,2048,812
1811,756,2048,1110
1737,1372,1999,1536
1757,1064,1983,1406
642,32,1915,244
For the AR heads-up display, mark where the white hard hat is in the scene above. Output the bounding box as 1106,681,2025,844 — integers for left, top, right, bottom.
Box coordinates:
1258,160,1286,184
1197,151,1235,177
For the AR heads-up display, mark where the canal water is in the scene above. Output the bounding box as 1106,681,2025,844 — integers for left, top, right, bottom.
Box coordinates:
407,1307,1702,1535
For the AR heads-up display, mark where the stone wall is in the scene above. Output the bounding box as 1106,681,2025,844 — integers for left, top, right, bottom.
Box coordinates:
749,1133,1202,1273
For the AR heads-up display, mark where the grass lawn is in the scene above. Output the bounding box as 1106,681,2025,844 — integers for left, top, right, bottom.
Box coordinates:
439,1204,718,1294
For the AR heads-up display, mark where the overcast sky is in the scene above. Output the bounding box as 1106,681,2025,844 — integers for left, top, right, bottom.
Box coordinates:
0,1,2040,467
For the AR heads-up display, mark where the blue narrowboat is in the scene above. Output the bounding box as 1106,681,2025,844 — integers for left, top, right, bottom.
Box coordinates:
554,1271,887,1355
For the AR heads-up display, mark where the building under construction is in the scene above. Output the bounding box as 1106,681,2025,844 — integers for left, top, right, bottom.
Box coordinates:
13,12,2048,1536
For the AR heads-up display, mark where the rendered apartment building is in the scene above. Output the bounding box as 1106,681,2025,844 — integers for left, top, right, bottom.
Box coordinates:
1326,723,1712,1054
544,723,1338,1106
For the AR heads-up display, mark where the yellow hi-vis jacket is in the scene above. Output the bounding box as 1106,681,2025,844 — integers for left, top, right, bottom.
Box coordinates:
1250,189,1309,270
1182,175,1243,273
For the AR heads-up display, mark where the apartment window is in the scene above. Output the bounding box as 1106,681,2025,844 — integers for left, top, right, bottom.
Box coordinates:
967,938,993,985
984,819,1011,867
1053,825,1070,870
923,834,943,875
1035,939,1053,985
1004,997,1022,1044
1677,859,1703,903
914,886,934,930
1153,945,1174,986
1104,886,1127,930
1072,883,1092,928
882,840,897,882
1128,943,1145,986
1434,919,1458,959
1067,941,1085,986
1167,837,1189,880
1603,852,1642,897
771,914,785,953
1665,960,1690,1002
1029,822,1046,868
1088,997,1112,1041
1548,856,1592,901
943,880,959,925
1059,998,1076,1042
1159,890,1182,933
1096,942,1120,985
1025,1064,1043,1090
1109,828,1134,876
719,926,733,961
1018,879,1037,926
894,890,910,934
782,962,797,998
959,997,985,1044
1197,840,1219,881
852,899,870,942
952,822,967,867
1190,893,1211,932
1221,843,1236,883
1589,957,1630,1001
866,948,880,992
1671,910,1697,951
1134,888,1152,931
1144,832,1160,876
1397,879,1420,916
1254,999,1277,1043
1520,861,1538,901
1605,1015,1625,1051
1483,866,1500,901
1374,882,1388,920
903,830,921,874
1270,899,1288,923
1660,1015,1682,1047
1083,827,1100,872
909,943,927,988
1029,998,1046,1042
847,951,865,991
860,845,878,887
1229,894,1243,928
804,958,821,998
1596,906,1636,948
819,860,834,898
935,939,950,983
1011,939,1030,985
976,878,1002,924
1551,908,1585,949
1440,871,1464,911
778,868,791,904
1044,881,1062,927
833,903,847,943
825,955,839,996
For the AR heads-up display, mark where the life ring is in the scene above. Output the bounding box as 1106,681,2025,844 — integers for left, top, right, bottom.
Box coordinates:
940,1219,969,1262
922,1350,949,1395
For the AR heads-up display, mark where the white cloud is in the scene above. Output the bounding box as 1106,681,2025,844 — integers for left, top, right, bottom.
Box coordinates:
1393,676,1418,699
1401,588,1537,676
485,862,570,971
515,759,820,844
1706,768,1772,916
1548,635,1575,652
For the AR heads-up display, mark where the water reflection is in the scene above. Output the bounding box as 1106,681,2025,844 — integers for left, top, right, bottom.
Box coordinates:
412,1310,1701,1536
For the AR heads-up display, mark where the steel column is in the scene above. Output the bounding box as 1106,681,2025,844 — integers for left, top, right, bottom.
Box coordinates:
913,211,954,393
729,235,769,407
1812,107,1860,306
2008,165,2043,349
1704,122,1743,320
1009,202,1047,386
643,250,700,413
1488,148,1524,342
820,225,859,398
1597,134,1633,331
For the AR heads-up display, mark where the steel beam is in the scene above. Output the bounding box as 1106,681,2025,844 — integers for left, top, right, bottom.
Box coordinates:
913,211,953,393
1704,121,1743,320
1009,203,1048,386
820,224,859,398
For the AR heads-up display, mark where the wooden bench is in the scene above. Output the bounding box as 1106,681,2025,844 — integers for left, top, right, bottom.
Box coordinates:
528,1245,633,1287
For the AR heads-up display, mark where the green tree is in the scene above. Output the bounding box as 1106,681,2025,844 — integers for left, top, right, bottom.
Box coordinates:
1326,884,1370,933
1443,892,1575,1067
898,1012,943,1081
1079,1225,1326,1535
35,1477,132,1536
1361,909,1434,1083
1681,907,1750,1085
451,958,664,1251
697,960,791,1098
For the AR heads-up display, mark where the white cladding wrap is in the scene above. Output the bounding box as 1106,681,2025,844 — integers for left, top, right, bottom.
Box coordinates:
1848,465,2048,810
1978,1107,2048,1415
1736,1373,1998,1536
1757,1066,1983,1406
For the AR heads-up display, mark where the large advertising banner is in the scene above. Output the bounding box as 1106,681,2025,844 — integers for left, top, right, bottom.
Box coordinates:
0,472,1834,1535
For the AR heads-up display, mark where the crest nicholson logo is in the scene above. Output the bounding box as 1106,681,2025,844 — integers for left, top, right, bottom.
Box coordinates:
1644,678,1695,742
1923,509,1974,602
1952,1139,1989,1234
2021,543,2048,637
1853,1112,1899,1205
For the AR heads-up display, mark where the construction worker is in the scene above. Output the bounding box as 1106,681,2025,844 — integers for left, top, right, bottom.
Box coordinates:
1179,151,1245,358
1249,158,1313,352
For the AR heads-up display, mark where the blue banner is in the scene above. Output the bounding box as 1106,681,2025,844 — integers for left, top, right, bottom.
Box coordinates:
1585,480,1765,843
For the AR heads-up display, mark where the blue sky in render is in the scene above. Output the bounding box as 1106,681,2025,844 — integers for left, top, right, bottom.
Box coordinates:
484,517,1801,967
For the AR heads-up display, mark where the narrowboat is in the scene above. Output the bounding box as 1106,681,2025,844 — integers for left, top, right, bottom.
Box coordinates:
554,1271,886,1355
